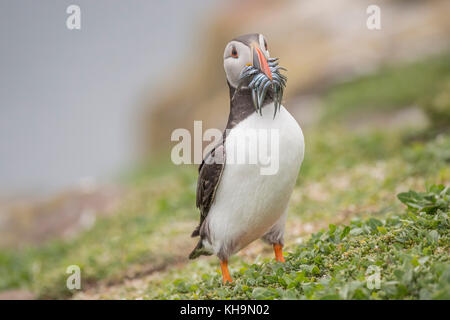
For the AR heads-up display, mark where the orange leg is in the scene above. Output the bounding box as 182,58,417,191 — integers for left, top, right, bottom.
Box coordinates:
220,260,232,284
273,244,285,263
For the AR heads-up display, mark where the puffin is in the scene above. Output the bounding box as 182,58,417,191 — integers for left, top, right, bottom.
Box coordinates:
189,33,305,284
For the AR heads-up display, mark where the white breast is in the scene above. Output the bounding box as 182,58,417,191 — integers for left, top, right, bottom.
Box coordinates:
204,103,305,256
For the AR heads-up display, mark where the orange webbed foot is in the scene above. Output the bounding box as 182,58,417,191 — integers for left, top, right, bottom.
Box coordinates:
220,260,233,284
273,244,285,263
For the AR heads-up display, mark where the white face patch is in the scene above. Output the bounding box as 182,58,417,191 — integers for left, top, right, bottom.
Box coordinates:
259,34,270,59
223,41,252,88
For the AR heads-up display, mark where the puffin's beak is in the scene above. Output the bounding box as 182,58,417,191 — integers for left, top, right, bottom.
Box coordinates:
253,46,272,81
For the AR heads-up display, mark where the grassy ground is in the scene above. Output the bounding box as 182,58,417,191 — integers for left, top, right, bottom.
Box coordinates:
0,53,449,300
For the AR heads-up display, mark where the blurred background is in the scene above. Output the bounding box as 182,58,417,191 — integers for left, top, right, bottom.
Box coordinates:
0,0,449,299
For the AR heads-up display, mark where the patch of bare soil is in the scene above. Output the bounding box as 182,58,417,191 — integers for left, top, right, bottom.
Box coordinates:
0,289,35,300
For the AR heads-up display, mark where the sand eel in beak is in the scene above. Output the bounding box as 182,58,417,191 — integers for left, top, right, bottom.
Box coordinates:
189,33,305,284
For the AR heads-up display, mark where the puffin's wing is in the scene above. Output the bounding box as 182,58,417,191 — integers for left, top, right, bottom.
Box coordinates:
191,143,226,237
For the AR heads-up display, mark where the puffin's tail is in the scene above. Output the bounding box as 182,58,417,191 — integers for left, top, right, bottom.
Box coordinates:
191,225,200,237
189,239,212,260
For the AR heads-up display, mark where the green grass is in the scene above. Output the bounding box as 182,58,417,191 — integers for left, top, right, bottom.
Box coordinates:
0,52,449,299
320,52,450,122
0,167,198,298
145,185,449,300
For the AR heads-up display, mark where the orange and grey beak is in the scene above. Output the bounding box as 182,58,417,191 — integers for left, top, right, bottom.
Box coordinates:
252,46,272,81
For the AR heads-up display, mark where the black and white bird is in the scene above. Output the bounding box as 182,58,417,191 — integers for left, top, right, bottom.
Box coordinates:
189,33,304,284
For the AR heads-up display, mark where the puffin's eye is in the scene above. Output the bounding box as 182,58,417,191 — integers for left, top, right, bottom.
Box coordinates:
231,46,238,58
264,39,268,51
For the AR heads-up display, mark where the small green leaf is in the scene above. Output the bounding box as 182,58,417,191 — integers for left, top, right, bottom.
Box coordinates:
377,226,387,234
340,226,351,239
329,224,336,234
350,228,363,236
252,287,275,300
428,230,439,243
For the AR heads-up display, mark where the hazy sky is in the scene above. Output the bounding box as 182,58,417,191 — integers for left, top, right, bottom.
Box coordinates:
0,0,219,197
